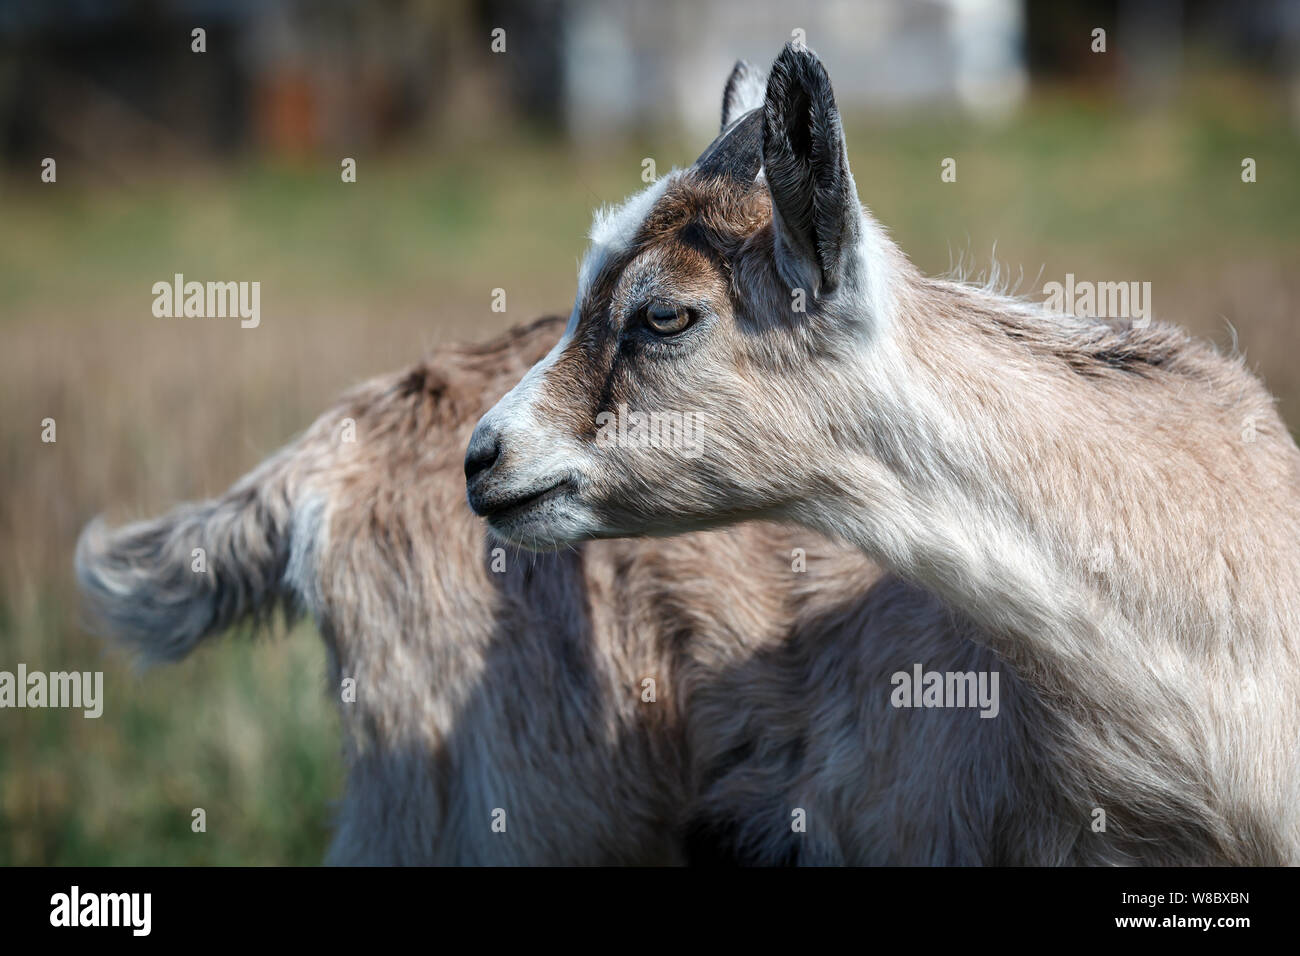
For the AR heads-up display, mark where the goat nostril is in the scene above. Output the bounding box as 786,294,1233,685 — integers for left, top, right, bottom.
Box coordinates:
464,430,501,483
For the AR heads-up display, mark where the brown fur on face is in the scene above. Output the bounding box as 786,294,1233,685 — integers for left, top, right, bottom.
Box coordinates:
531,173,775,441
504,171,859,541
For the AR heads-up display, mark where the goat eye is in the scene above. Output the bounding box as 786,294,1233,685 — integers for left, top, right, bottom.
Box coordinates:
643,303,694,336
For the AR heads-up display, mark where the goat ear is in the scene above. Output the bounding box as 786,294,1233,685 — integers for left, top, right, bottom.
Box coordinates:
694,109,763,184
721,60,767,131
761,44,859,297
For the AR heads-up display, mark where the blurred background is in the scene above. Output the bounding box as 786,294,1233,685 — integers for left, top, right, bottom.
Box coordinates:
1,0,1298,864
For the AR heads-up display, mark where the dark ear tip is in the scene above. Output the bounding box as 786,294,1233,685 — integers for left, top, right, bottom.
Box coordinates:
767,43,835,109
775,41,824,70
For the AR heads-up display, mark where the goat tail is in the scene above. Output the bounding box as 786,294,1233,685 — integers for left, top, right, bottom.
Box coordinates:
75,448,306,665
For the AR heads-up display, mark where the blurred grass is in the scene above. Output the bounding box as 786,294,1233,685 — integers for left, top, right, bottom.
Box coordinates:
0,617,335,865
1,80,1298,864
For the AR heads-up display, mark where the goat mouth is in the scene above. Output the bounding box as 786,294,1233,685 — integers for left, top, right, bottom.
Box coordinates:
477,479,572,522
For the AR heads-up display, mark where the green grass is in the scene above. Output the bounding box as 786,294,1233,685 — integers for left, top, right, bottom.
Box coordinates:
0,619,338,866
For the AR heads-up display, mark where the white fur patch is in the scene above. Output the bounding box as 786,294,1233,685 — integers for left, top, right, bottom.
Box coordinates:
722,63,767,128
577,172,678,300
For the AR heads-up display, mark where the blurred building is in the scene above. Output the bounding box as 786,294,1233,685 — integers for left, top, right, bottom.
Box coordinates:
562,0,1027,140
0,0,1297,165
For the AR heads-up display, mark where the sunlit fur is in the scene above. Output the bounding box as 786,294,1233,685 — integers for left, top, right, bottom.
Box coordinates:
469,47,1300,864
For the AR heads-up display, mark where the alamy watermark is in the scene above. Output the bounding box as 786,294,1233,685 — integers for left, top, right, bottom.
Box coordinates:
50,886,150,936
890,663,1000,718
1043,273,1151,327
595,403,707,459
152,273,260,328
0,664,103,718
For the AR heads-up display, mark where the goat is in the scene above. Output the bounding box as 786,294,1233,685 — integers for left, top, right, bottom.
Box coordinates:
467,47,1300,865
86,314,1019,864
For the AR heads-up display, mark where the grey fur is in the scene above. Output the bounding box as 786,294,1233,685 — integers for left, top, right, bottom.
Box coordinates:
75,449,298,664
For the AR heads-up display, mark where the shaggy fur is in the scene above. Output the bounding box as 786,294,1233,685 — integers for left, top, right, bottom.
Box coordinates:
468,47,1300,864
80,309,1252,866
79,315,1020,864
